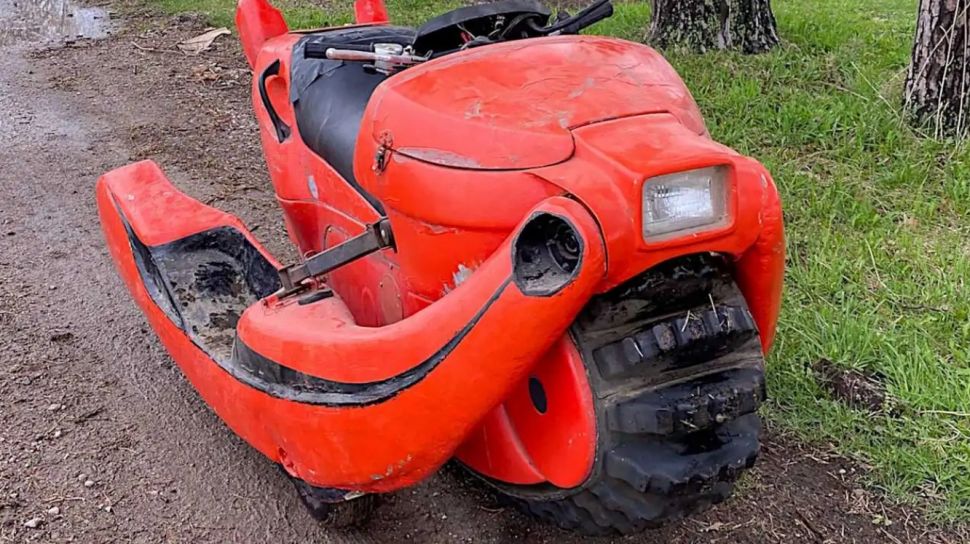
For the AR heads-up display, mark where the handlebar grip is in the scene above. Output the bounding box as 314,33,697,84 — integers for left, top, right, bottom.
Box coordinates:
305,42,373,58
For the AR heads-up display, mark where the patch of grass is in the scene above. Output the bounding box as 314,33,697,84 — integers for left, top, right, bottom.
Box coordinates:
147,0,970,522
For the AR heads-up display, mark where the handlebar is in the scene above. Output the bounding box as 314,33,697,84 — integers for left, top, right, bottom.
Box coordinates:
320,48,428,65
305,43,429,74
302,0,614,69
536,0,613,35
304,42,373,57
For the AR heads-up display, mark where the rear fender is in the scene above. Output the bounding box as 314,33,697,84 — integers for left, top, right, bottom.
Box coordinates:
236,0,288,69
96,161,607,492
355,0,389,24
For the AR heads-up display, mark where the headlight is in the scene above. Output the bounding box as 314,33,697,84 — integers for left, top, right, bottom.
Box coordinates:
642,166,730,242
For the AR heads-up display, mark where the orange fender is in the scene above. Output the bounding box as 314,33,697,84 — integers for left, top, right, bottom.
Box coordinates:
236,0,288,69
355,0,389,24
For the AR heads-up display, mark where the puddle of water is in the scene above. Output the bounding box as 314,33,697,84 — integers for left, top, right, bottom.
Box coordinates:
0,0,111,46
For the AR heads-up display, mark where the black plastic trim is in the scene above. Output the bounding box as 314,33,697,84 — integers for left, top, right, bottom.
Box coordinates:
118,206,185,328
259,59,291,143
231,278,511,406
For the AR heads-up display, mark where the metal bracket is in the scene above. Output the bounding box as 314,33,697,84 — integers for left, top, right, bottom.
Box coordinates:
373,131,393,173
277,219,395,298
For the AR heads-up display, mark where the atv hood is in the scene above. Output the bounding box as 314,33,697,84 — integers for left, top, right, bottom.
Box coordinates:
362,35,707,170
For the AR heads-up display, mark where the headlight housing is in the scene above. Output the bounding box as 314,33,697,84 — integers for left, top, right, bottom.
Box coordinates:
642,166,730,242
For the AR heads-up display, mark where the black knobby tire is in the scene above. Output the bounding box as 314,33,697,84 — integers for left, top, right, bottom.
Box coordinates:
289,475,380,528
492,253,766,535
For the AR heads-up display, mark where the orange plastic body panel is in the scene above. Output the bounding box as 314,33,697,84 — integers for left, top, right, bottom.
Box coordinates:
361,36,707,170
98,4,784,493
455,337,596,485
97,161,607,491
354,0,389,24
397,114,785,483
541,113,785,344
252,34,412,328
236,0,288,69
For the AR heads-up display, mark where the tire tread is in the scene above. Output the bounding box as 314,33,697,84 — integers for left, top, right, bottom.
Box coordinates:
505,254,766,535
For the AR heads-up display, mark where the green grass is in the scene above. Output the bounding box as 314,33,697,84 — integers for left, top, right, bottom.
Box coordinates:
149,0,970,522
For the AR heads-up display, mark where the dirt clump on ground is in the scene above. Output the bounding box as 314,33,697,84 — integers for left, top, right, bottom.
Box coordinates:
813,358,893,413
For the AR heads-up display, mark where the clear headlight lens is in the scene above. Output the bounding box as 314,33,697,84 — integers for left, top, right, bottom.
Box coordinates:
642,166,730,242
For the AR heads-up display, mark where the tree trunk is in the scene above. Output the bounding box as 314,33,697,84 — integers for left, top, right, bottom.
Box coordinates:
905,0,969,138
647,0,780,54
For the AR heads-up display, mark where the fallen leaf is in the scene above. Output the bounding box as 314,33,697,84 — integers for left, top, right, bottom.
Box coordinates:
701,521,727,533
177,27,231,55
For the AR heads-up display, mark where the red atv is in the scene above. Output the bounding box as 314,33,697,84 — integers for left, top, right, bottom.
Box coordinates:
96,0,784,535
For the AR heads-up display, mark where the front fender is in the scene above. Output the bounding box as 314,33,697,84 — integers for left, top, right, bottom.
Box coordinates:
536,113,785,352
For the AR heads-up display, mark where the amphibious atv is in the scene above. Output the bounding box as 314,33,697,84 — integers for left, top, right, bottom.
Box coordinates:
96,0,784,535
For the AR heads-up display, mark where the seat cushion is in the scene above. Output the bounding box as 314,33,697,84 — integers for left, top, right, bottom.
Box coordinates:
290,26,416,214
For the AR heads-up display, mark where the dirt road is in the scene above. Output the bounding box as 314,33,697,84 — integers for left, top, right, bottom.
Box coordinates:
0,2,966,543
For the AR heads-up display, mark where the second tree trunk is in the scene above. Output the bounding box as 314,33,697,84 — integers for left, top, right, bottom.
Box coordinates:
648,0,780,54
905,0,969,138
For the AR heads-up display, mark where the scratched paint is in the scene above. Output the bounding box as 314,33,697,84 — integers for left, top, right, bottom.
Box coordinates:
396,147,483,169
442,263,478,295
364,37,709,170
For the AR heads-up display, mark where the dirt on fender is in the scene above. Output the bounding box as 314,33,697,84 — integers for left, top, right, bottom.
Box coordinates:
0,2,967,543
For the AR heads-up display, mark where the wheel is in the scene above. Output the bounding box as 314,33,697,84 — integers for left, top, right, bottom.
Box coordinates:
288,475,379,528
486,253,766,535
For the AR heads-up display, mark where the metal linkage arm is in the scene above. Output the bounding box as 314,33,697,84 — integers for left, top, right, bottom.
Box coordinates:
278,219,395,296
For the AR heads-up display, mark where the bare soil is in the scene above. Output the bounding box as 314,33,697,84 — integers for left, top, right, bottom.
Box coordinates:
0,4,967,543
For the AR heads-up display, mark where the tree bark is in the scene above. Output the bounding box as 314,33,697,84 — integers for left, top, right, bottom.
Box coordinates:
905,0,969,138
647,0,780,54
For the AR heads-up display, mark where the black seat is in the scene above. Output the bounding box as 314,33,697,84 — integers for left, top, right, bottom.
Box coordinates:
290,26,416,214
